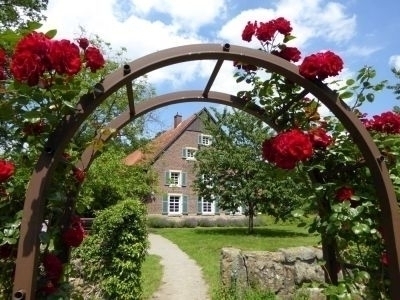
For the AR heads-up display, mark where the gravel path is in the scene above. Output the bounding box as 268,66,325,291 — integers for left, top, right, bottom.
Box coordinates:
148,233,210,300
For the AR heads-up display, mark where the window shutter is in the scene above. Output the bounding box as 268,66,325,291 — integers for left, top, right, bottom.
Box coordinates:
182,195,188,215
182,148,187,158
198,134,202,145
164,171,170,186
215,198,220,215
162,194,168,215
181,172,187,187
197,197,202,215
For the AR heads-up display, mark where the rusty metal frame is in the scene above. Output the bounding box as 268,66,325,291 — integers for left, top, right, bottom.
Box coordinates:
12,43,400,299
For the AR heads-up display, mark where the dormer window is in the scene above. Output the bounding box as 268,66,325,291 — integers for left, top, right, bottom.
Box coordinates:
198,134,212,146
182,147,197,160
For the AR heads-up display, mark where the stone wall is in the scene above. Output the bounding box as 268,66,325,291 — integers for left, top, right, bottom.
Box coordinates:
220,246,326,299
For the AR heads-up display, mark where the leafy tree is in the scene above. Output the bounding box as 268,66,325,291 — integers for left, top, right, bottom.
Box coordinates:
0,0,48,29
194,108,307,233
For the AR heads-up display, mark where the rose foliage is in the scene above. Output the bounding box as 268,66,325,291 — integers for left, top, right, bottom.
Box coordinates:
236,17,399,299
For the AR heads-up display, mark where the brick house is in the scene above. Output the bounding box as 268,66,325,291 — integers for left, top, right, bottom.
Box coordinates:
124,107,220,216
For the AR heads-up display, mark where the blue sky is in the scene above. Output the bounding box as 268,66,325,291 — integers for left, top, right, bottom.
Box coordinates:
41,0,400,133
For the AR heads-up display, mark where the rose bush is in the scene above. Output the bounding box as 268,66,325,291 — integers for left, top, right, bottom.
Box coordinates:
236,16,398,298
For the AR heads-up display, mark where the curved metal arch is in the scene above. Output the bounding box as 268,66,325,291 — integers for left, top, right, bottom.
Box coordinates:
77,90,270,170
13,43,400,299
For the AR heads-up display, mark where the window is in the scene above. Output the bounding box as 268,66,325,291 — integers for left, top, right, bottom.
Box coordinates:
202,198,215,214
165,170,187,187
182,147,197,160
198,134,213,146
162,193,188,215
169,194,181,214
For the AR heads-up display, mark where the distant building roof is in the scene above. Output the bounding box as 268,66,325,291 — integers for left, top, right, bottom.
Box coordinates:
124,107,212,166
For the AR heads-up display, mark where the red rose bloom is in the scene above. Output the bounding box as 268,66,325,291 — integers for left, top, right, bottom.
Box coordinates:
10,31,52,85
363,111,400,134
242,21,257,42
335,186,354,202
0,49,6,65
272,46,301,62
308,127,333,149
273,17,292,35
43,253,63,282
23,119,46,136
0,159,15,182
72,167,86,183
49,39,81,76
62,215,85,247
299,51,344,80
84,47,105,72
256,20,277,42
78,38,89,50
262,129,313,170
381,251,389,266
233,61,257,72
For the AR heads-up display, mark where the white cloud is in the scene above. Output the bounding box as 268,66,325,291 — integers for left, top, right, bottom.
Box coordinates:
389,55,400,71
345,45,382,57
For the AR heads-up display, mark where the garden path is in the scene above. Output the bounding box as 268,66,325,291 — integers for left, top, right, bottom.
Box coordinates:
148,233,210,300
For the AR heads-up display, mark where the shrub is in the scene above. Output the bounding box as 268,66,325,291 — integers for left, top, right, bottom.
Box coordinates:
71,198,148,300
180,217,198,228
197,218,213,227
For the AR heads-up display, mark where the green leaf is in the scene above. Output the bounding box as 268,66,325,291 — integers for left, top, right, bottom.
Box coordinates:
366,93,375,102
339,91,353,99
45,29,58,39
62,100,76,110
291,209,304,218
345,79,355,86
283,34,296,43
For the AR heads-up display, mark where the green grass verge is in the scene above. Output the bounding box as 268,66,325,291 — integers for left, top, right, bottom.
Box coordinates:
141,254,163,299
150,222,319,295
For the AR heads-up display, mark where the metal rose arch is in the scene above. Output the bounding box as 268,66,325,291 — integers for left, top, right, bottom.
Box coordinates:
13,43,400,299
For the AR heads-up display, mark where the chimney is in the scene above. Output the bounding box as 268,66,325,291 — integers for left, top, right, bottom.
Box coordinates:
174,113,182,128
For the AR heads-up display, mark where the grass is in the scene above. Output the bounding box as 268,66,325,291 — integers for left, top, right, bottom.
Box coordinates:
149,219,320,295
141,254,163,299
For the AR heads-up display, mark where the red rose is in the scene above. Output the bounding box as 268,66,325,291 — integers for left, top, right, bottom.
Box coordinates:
23,119,47,136
381,251,389,266
364,111,400,134
62,215,85,247
43,253,63,282
262,129,313,170
11,32,52,85
256,20,277,42
84,47,105,72
272,46,301,62
233,61,257,72
72,167,86,183
0,159,15,182
335,186,354,202
299,51,344,80
273,17,292,35
308,127,333,149
77,38,89,50
242,21,257,42
0,49,6,65
49,39,81,76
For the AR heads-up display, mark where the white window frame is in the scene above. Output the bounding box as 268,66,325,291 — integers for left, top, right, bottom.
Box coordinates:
199,134,213,146
201,197,215,215
168,170,182,187
168,193,182,215
182,147,197,160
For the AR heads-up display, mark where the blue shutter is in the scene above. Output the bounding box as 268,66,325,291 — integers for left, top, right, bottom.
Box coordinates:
182,148,187,158
162,194,168,215
182,195,188,215
198,134,202,145
215,197,220,215
164,171,170,186
197,197,202,215
181,172,187,187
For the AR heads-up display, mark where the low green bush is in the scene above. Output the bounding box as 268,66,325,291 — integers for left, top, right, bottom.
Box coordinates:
71,198,148,300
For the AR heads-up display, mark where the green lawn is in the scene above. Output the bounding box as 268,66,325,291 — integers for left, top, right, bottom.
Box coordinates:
141,254,163,299
149,221,320,294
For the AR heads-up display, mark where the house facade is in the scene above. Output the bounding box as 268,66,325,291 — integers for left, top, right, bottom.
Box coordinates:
124,108,219,216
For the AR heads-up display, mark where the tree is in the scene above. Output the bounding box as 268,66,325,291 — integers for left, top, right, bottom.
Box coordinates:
194,108,307,233
0,0,48,29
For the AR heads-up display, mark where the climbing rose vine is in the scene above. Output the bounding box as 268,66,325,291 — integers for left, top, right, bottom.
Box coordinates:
0,160,15,182
236,16,398,299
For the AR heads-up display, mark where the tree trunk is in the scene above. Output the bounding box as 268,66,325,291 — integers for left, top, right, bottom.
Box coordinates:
248,202,254,234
